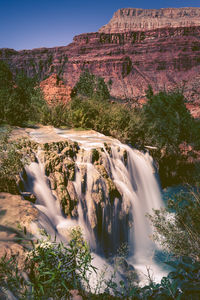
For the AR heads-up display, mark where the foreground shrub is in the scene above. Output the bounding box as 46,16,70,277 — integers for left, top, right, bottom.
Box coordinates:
0,227,95,299
1,240,200,299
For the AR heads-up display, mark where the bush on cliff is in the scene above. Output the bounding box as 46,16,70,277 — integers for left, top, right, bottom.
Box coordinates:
5,72,48,126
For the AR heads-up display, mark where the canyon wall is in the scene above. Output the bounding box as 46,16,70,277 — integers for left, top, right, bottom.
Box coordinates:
99,7,200,33
0,7,200,113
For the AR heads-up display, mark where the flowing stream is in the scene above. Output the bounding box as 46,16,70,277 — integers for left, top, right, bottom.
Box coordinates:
24,127,167,286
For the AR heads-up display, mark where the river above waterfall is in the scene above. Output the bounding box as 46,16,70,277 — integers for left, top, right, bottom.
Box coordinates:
22,126,168,286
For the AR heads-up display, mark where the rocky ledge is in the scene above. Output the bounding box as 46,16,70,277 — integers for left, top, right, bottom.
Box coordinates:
99,7,200,33
0,193,38,266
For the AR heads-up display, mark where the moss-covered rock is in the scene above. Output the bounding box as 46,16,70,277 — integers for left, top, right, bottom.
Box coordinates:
0,174,20,194
123,149,128,166
48,174,57,190
104,142,112,154
92,149,100,163
57,182,78,217
54,172,67,186
96,165,109,179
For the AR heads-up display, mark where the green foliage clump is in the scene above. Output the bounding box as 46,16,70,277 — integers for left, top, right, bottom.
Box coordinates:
40,103,69,127
103,257,200,299
0,61,13,122
140,87,198,186
67,95,142,143
73,70,110,100
0,128,23,193
1,233,200,299
143,86,194,149
92,149,100,163
0,62,48,126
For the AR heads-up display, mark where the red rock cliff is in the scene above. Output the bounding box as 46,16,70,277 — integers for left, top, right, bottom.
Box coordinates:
0,7,200,116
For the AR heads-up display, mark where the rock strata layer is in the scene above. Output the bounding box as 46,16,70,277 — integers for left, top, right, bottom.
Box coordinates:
99,7,200,33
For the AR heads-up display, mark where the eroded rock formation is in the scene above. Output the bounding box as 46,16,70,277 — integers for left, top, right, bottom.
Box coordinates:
40,74,72,105
99,7,200,33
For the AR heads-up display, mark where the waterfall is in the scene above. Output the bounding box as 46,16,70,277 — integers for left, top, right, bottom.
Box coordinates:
23,128,167,284
24,155,77,241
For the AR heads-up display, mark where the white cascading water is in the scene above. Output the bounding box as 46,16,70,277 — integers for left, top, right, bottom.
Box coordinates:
24,155,78,241
24,128,167,285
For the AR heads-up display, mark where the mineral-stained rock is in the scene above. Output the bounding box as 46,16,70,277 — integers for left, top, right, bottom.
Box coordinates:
41,141,79,215
1,7,200,116
48,173,57,190
57,186,71,215
54,171,66,186
67,181,77,203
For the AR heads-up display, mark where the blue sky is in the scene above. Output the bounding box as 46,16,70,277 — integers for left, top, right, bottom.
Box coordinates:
1,0,200,50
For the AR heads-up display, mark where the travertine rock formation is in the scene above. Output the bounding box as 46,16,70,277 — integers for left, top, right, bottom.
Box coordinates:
99,7,200,33
0,7,200,116
40,74,72,105
0,193,38,263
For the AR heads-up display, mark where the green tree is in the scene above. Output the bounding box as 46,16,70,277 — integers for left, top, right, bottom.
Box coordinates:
95,76,110,100
1,68,48,126
0,128,23,193
142,88,196,186
143,88,193,149
73,70,110,100
0,61,13,122
5,72,38,125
